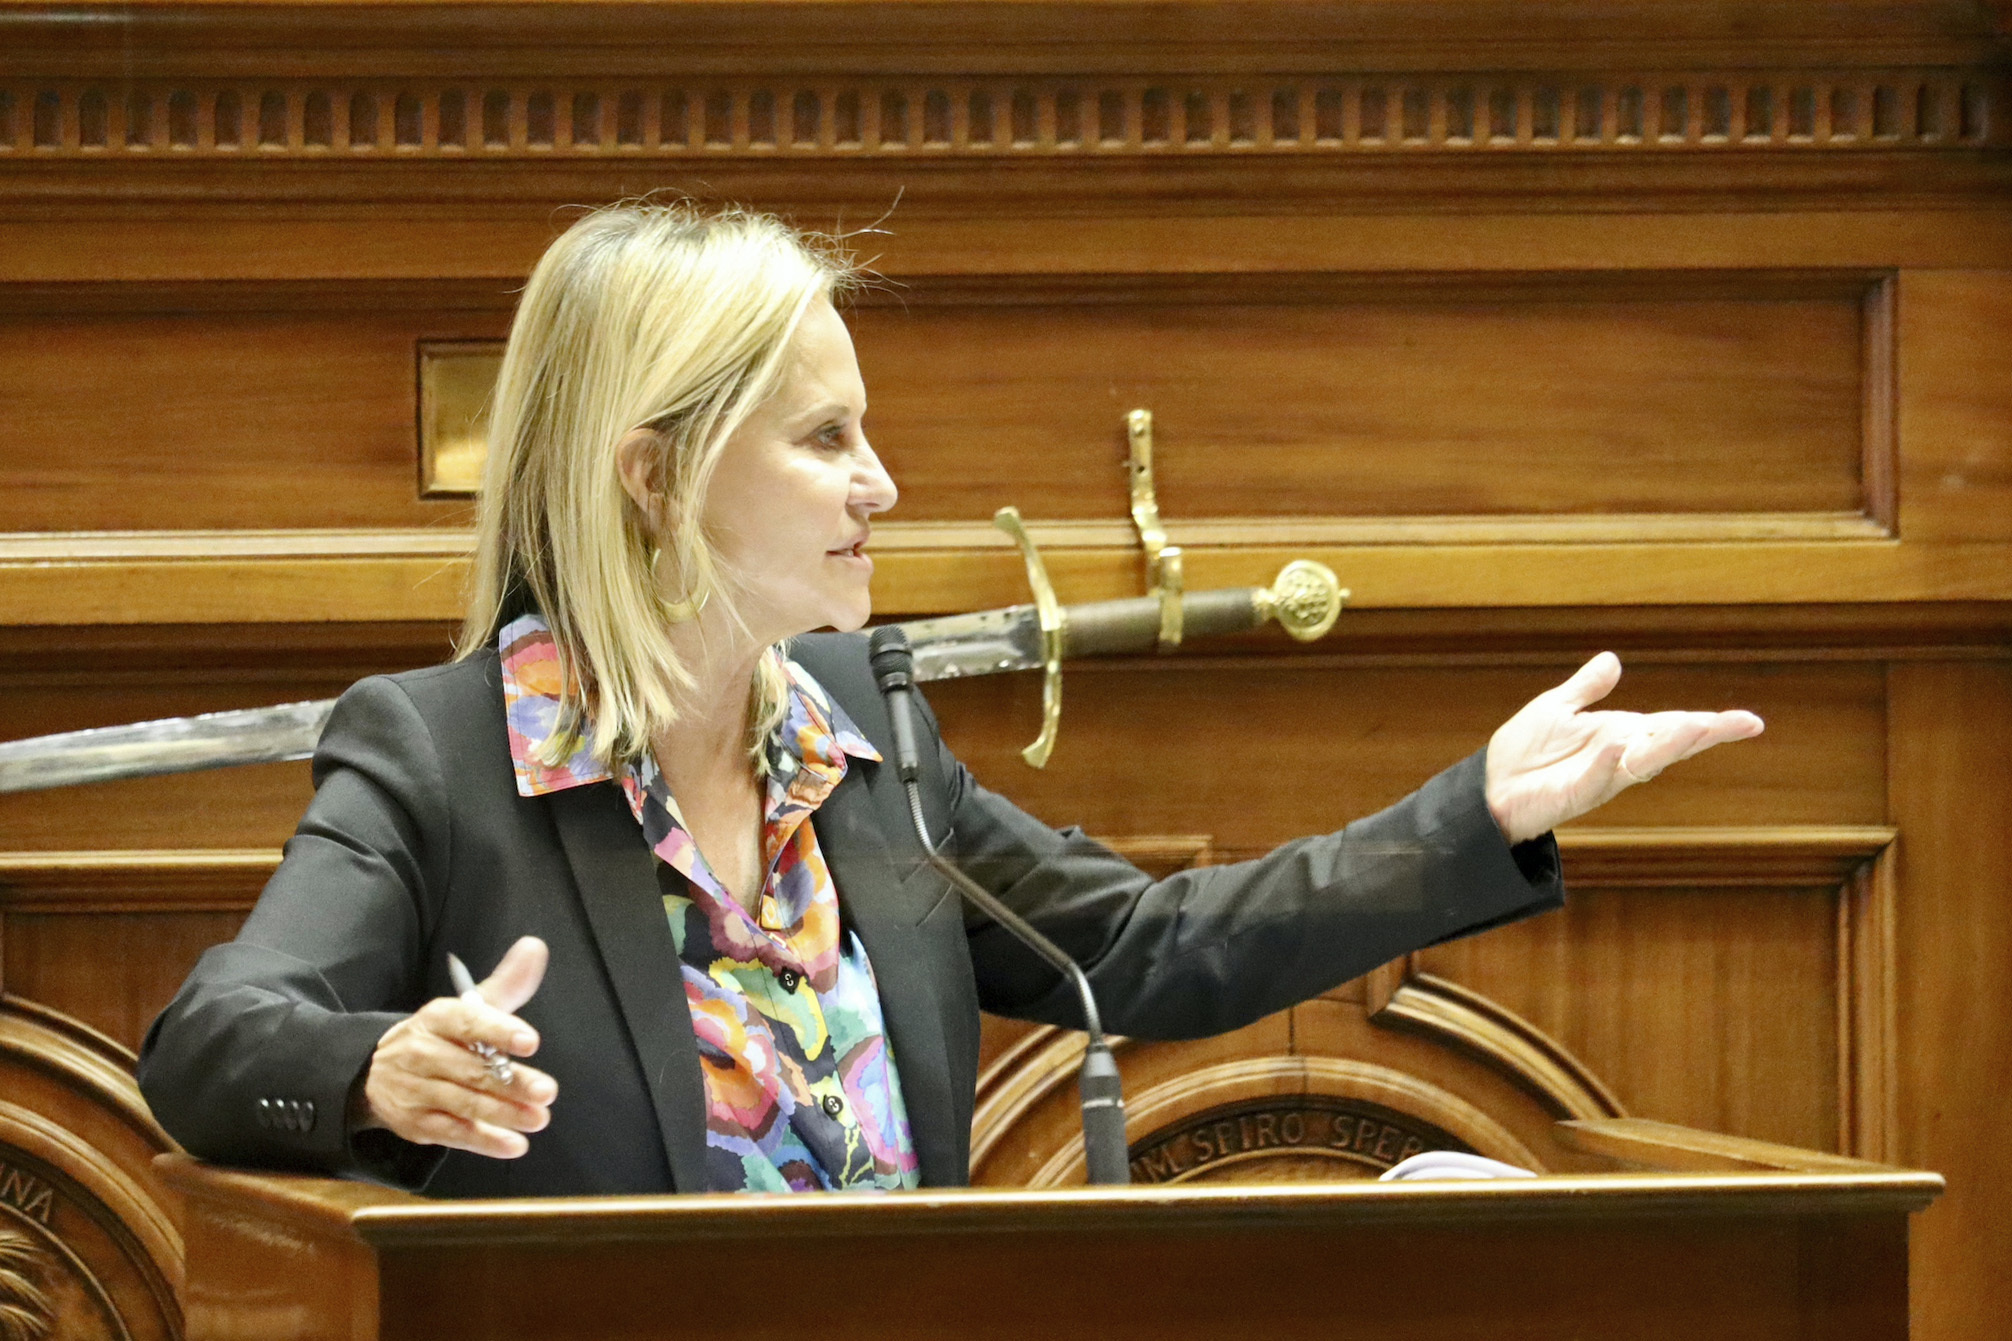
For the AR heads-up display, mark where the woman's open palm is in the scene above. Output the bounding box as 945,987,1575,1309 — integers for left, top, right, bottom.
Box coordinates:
1484,652,1765,844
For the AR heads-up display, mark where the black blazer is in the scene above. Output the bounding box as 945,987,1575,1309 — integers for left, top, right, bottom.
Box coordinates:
137,633,1562,1196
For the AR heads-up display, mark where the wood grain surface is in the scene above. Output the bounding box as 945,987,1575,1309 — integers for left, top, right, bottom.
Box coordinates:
154,1140,1938,1341
1,2,2007,1338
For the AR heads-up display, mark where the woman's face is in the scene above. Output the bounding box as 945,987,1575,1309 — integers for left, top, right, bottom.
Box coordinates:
702,298,897,643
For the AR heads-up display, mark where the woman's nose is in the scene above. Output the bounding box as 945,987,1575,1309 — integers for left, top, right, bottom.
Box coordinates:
853,438,898,516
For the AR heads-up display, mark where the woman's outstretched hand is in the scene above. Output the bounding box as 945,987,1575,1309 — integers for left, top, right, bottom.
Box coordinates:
1484,653,1765,845
355,935,557,1159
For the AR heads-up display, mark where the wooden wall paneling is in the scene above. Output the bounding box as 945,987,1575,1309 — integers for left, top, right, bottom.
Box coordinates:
1362,967,1626,1122
1420,885,1842,1148
855,277,1875,524
8,208,2012,290
1887,662,2012,1340
1,642,1885,865
925,659,1891,846
970,823,1912,1193
0,2,2008,1337
1840,839,1902,1162
0,273,1880,533
3,68,2004,163
0,851,271,1054
4,2,2009,73
0,308,507,533
1897,270,2012,543
3,910,253,1056
14,525,2012,629
1862,273,1899,533
400,272,1885,528
1412,827,1897,1156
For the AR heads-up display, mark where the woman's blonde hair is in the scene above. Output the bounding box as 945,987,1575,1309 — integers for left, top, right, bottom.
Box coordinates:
456,200,858,770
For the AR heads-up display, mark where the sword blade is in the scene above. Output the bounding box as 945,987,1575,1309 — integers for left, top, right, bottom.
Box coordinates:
0,699,338,796
0,609,1052,796
904,604,1046,681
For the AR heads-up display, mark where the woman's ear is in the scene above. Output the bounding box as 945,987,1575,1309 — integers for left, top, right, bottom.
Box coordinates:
615,429,665,530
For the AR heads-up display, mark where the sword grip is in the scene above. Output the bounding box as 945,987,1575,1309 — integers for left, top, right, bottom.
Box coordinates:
1062,588,1262,658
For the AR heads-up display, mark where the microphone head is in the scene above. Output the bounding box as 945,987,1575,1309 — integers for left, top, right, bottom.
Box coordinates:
867,625,915,692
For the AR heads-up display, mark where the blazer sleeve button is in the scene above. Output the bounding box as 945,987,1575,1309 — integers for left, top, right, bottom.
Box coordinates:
256,1099,272,1129
301,1100,317,1133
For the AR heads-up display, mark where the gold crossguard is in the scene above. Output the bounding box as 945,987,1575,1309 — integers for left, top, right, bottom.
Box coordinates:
992,506,1068,768
989,510,1349,768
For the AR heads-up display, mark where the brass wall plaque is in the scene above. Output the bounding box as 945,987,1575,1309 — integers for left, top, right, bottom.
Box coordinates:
418,341,504,497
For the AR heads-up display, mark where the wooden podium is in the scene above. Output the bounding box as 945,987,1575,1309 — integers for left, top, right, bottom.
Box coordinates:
158,1119,1939,1341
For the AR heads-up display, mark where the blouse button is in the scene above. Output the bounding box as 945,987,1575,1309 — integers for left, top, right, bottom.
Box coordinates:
821,1094,845,1118
777,968,801,993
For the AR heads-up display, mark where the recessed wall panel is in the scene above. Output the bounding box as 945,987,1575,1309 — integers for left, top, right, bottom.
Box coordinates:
856,288,1869,523
1418,886,1842,1152
0,277,1872,533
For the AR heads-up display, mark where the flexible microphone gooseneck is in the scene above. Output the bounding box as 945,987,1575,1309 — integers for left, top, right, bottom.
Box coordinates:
867,626,1130,1186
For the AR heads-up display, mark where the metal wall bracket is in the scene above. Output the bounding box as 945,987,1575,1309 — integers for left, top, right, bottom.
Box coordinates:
1126,409,1185,650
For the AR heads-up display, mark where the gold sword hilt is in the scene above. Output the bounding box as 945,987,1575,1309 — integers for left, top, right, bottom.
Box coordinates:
992,506,1067,768
993,505,1347,769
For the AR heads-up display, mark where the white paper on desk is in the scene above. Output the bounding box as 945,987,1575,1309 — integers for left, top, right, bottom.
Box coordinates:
1379,1151,1539,1182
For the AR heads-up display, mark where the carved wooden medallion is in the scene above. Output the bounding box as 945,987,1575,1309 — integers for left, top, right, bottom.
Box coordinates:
0,1149,130,1341
1127,1095,1467,1185
0,1004,182,1341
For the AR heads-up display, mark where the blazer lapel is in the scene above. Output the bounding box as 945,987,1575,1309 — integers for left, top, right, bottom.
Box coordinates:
545,783,711,1193
814,767,965,1188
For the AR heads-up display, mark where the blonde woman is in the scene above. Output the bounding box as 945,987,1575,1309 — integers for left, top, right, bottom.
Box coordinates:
137,202,1762,1196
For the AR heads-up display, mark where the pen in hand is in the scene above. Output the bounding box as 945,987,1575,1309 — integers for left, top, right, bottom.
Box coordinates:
447,952,518,1087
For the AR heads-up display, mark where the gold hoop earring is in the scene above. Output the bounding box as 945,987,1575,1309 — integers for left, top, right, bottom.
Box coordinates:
652,545,713,624
662,585,711,623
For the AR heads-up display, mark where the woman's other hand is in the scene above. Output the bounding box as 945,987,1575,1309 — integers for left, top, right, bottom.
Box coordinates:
1484,653,1765,844
355,935,558,1158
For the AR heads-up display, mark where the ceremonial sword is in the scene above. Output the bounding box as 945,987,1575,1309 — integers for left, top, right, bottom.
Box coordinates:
0,557,1345,797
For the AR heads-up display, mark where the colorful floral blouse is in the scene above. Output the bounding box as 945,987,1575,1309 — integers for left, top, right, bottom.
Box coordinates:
498,614,921,1193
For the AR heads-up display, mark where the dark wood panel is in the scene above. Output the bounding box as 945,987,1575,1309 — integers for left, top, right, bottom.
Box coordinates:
0,311,504,532
856,290,1868,522
1888,661,2012,1339
926,660,1890,851
0,658,1886,851
1419,887,1841,1151
1898,271,2012,542
4,0,2005,73
3,910,248,1053
0,6,2003,1338
0,281,1867,533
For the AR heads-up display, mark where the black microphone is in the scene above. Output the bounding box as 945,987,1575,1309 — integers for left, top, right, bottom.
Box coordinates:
867,625,1130,1186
